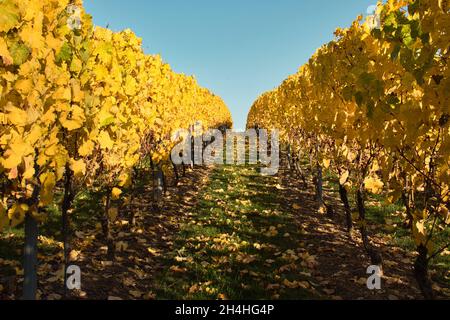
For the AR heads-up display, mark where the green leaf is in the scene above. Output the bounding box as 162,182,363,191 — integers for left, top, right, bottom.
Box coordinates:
9,41,30,66
342,86,353,101
366,100,375,119
100,116,115,128
371,28,382,40
56,42,73,64
399,48,413,72
359,72,375,87
420,33,430,44
410,20,421,39
391,44,401,60
387,94,400,106
413,68,426,85
384,12,398,29
408,0,420,15
354,92,364,106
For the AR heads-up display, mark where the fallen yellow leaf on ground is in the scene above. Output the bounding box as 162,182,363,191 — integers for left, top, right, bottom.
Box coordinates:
170,265,187,273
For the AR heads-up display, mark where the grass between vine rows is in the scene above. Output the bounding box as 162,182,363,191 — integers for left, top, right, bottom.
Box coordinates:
154,165,316,300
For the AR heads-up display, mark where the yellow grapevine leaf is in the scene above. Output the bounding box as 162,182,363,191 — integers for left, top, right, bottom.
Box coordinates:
78,139,95,157
27,125,43,145
413,219,427,246
6,105,28,126
2,138,34,169
39,172,56,206
61,118,83,131
387,188,402,205
8,203,28,228
438,205,449,221
169,265,187,273
14,78,33,96
52,87,71,101
98,107,115,128
147,247,160,256
318,206,327,215
416,220,426,236
70,57,83,73
98,131,114,150
118,173,131,187
339,171,349,185
0,38,13,65
71,79,84,102
0,0,20,33
364,176,384,194
60,105,85,131
19,23,44,50
111,187,122,200
22,155,35,180
70,159,86,178
124,75,137,95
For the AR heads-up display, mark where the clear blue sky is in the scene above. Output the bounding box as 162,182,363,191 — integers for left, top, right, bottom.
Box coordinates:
84,0,375,130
